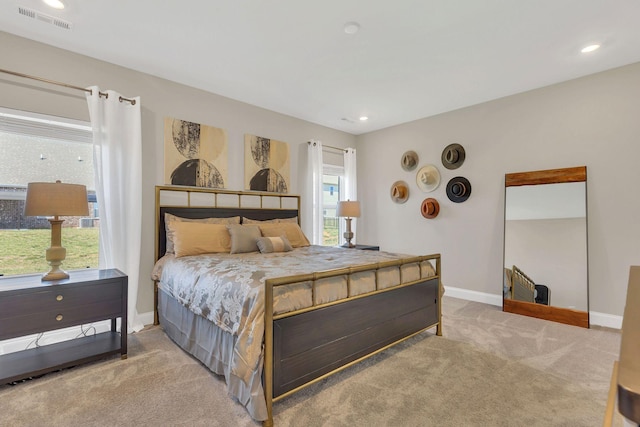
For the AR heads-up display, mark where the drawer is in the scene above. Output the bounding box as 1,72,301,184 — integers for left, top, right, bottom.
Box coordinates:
0,296,123,340
0,279,123,320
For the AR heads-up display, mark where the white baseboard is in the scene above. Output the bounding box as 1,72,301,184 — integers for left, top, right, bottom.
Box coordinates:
138,310,155,327
444,286,503,307
589,311,623,329
444,286,622,329
0,321,114,355
0,310,156,356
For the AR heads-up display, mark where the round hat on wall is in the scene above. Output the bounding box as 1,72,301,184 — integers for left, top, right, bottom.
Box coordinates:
441,143,466,170
400,150,419,171
416,164,441,193
390,180,409,204
446,176,472,203
421,198,440,219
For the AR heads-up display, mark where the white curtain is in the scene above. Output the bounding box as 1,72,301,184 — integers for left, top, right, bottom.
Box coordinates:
86,87,144,333
307,140,324,245
343,148,357,244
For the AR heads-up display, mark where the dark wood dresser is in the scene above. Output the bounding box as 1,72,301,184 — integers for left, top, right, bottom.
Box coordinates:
0,268,127,384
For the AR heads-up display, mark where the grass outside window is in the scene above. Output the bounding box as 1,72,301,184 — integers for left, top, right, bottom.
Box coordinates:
0,228,99,276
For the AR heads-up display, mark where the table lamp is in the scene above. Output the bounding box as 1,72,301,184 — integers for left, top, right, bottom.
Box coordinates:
336,200,361,248
24,180,89,281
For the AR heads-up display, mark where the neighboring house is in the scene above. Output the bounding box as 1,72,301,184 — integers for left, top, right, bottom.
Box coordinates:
0,128,97,230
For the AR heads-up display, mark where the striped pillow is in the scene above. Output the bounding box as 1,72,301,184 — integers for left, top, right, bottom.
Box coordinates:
256,236,293,253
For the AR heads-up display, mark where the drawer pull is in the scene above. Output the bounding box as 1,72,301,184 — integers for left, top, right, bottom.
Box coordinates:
56,295,63,301
56,314,63,321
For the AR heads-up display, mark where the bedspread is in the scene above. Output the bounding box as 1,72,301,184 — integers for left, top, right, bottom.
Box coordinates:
152,245,435,383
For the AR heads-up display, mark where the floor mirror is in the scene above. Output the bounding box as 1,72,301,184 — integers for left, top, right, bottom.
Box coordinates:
503,166,589,327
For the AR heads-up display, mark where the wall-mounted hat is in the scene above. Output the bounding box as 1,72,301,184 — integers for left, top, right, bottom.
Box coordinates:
401,151,419,171
446,176,472,203
441,143,466,170
416,164,441,193
390,180,409,204
421,198,440,219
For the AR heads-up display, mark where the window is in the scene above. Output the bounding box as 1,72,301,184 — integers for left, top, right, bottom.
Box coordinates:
322,165,344,246
0,108,99,276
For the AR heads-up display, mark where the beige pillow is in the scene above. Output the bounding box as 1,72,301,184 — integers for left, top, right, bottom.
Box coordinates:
227,225,261,254
258,222,310,248
168,221,231,257
164,213,239,254
242,216,298,224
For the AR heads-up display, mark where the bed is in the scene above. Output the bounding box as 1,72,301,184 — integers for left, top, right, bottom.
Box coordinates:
152,185,443,426
506,265,549,305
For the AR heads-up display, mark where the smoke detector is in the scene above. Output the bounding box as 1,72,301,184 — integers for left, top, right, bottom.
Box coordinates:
18,6,73,30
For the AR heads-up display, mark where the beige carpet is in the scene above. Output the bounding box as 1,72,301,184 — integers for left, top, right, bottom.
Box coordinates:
0,297,623,426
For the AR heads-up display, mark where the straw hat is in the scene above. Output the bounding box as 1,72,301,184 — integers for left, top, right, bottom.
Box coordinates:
401,151,419,171
390,180,409,204
421,198,440,219
416,164,441,193
441,143,466,170
446,176,472,203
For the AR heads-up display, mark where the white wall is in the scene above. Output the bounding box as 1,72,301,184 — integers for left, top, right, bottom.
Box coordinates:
0,31,356,316
356,62,640,317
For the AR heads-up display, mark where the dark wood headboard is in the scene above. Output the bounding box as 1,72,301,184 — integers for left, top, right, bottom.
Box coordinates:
155,186,300,261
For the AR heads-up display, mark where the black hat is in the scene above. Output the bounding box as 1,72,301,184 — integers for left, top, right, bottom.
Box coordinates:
446,176,471,203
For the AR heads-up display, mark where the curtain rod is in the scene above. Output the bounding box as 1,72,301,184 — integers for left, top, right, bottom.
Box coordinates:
0,68,136,105
307,140,347,152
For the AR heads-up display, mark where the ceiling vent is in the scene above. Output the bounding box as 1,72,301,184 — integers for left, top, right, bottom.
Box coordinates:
18,6,73,30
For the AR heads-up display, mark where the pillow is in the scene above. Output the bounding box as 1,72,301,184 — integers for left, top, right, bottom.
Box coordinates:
168,221,231,257
227,225,261,254
164,213,240,254
242,216,298,224
256,236,293,253
258,222,310,248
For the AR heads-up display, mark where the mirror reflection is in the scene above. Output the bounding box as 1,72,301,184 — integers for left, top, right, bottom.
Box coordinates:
503,167,589,327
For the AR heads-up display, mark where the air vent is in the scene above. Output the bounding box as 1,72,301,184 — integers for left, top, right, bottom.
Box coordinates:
18,6,36,18
17,6,72,30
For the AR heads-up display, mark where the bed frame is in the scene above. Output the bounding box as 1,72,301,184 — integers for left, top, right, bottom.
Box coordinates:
154,185,442,426
510,265,536,303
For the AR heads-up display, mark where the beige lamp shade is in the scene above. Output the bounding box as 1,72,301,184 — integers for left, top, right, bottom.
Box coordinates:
336,200,361,218
24,181,89,217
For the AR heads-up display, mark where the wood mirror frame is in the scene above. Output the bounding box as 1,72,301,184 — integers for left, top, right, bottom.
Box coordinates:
503,166,589,328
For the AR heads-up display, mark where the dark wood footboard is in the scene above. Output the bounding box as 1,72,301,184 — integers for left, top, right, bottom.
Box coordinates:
272,278,439,397
263,254,442,426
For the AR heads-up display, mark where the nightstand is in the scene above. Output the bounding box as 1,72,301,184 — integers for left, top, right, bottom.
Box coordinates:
350,244,380,251
0,269,128,384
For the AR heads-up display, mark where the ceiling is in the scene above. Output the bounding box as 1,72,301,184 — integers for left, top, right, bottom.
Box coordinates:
2,1,640,135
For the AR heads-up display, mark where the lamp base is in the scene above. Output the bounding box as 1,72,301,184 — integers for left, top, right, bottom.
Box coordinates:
342,224,355,248
43,243,68,281
42,268,70,281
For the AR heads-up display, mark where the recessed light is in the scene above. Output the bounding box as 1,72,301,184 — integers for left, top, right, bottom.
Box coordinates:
344,22,360,35
581,44,600,54
359,116,368,121
43,0,65,9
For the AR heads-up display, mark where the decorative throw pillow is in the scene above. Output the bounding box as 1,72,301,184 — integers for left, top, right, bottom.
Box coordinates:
227,225,261,254
164,213,239,254
256,236,293,253
168,222,231,257
258,222,310,248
